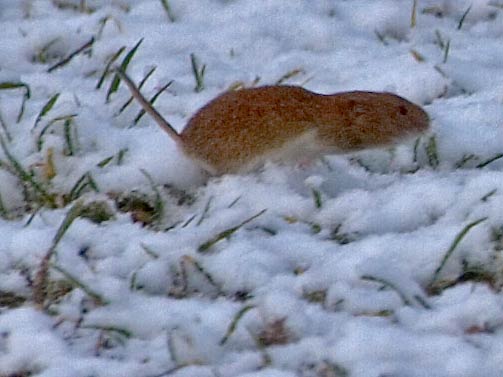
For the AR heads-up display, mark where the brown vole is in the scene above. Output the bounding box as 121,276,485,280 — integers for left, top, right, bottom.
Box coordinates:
116,69,429,175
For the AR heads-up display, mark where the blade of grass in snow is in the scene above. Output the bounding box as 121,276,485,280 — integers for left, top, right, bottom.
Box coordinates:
140,169,164,224
410,0,418,28
455,153,476,169
96,46,125,89
80,325,132,339
219,305,255,345
51,263,108,305
133,80,173,124
33,93,60,130
275,68,304,85
312,188,322,209
190,53,206,93
429,217,487,289
33,201,84,307
63,118,75,155
0,134,54,206
36,114,77,151
0,82,31,123
227,196,241,208
160,0,176,22
0,191,7,218
481,189,497,202
476,153,503,169
47,36,95,73
457,5,472,30
443,40,451,64
68,172,99,201
0,110,11,141
198,209,267,252
425,135,439,169
197,196,213,226
106,38,143,102
183,255,223,293
118,66,156,115
361,275,430,309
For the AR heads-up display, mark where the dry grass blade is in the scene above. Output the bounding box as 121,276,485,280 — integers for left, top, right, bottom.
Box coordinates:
410,0,418,28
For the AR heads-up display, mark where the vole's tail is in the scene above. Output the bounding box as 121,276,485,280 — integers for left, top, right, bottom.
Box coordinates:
114,67,184,146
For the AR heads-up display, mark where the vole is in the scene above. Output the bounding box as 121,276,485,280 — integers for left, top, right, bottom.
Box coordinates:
115,68,429,175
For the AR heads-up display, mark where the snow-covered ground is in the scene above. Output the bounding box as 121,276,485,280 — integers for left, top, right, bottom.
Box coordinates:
1,1,503,376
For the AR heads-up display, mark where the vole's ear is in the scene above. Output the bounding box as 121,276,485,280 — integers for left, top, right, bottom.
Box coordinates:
113,67,183,146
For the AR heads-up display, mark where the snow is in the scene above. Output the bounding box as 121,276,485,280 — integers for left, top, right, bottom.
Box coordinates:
0,0,503,376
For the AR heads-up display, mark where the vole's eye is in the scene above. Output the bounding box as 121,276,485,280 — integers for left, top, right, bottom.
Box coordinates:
398,105,408,115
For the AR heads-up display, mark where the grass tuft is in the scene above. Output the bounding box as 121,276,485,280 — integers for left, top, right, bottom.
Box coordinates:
0,134,55,207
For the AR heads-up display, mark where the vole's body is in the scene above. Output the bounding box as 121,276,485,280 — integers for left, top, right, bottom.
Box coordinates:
117,70,429,175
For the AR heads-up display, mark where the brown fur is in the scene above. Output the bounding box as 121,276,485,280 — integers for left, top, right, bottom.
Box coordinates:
180,86,429,174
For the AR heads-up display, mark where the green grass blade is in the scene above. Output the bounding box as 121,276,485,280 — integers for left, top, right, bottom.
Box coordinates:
476,153,503,169
160,0,176,22
198,209,267,252
106,38,144,102
429,217,487,288
96,46,125,89
457,5,472,30
33,93,60,130
0,82,31,123
219,305,255,345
